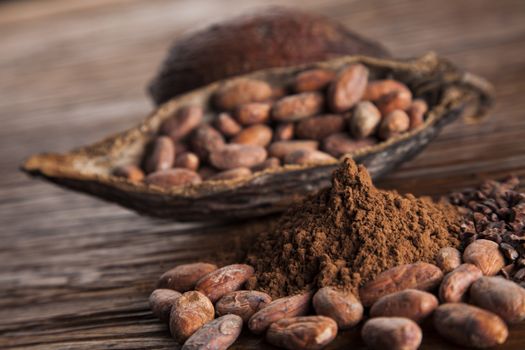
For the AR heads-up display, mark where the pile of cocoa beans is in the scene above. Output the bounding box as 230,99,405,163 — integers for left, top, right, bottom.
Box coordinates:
114,64,427,187
149,243,525,350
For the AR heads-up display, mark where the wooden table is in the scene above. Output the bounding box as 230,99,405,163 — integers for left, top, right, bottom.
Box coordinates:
1,0,524,348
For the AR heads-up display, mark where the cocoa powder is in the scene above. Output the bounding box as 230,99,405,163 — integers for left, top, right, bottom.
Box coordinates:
246,159,460,297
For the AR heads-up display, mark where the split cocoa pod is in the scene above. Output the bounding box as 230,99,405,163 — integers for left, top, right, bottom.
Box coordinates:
23,53,492,221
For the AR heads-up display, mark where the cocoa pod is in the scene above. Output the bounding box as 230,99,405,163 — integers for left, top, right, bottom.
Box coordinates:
235,102,271,125
145,168,202,188
470,276,525,324
182,314,243,350
274,123,294,141
248,292,312,334
322,133,376,158
435,246,462,273
158,262,218,292
195,264,254,303
210,144,267,170
112,164,144,182
214,78,273,110
433,303,508,348
268,140,319,160
408,99,428,129
361,317,422,350
216,290,272,322
209,167,252,181
359,262,444,307
463,239,505,276
328,63,369,112
266,316,337,350
349,101,381,138
439,263,482,303
190,125,225,160
215,112,241,137
294,68,336,92
145,136,175,174
149,288,182,322
231,124,273,147
284,150,336,165
169,291,215,343
160,106,203,142
272,92,324,122
378,110,410,140
174,152,200,171
312,287,363,329
295,115,345,140
252,157,281,172
369,289,438,323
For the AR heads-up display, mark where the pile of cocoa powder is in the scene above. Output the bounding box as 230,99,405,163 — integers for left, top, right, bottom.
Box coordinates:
246,158,461,297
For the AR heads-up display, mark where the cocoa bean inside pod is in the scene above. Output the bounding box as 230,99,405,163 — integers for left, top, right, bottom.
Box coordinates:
369,289,438,323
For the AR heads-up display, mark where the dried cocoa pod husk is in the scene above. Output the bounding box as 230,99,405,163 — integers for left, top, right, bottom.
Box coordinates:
23,53,493,221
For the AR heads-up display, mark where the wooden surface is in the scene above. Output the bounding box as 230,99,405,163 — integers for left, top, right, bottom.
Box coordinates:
1,0,524,349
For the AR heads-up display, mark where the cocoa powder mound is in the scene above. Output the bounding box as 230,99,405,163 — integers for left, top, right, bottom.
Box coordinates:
245,159,460,298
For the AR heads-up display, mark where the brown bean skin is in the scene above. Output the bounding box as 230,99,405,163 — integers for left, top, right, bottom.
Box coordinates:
274,123,294,141
328,63,369,112
181,314,243,350
160,105,203,142
209,144,267,170
195,264,254,303
149,289,182,322
349,101,381,138
433,303,508,348
439,263,482,303
378,110,410,140
361,317,422,350
113,164,145,182
190,125,225,160
169,291,215,344
370,289,438,323
294,68,336,92
408,99,428,129
266,316,338,350
215,112,242,137
231,124,273,147
214,78,273,110
158,262,218,292
312,287,363,329
295,115,345,140
252,157,281,172
284,150,336,165
145,136,175,173
463,239,505,276
216,290,272,322
174,152,200,171
145,168,202,188
268,140,319,160
435,246,462,273
272,92,324,122
470,276,525,324
322,133,376,158
376,89,413,116
235,102,271,125
363,79,411,102
208,167,252,181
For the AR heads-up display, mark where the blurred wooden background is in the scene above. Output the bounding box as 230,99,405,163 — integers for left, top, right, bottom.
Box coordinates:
1,0,524,349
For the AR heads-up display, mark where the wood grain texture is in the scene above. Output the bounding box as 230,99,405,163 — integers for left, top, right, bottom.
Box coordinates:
1,0,524,349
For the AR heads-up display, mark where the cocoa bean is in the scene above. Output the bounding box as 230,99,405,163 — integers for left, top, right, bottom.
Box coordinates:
439,263,482,303
295,115,345,140
214,78,273,110
463,239,505,276
272,92,324,122
158,262,218,292
160,106,204,142
174,152,200,171
209,167,252,181
470,276,525,324
363,79,411,103
252,157,281,172
408,99,428,130
235,102,271,125
361,317,422,350
149,288,182,322
248,292,312,334
197,166,218,180
274,123,294,141
376,89,412,116
294,68,336,92
328,63,369,112
182,314,243,350
359,262,443,307
268,140,319,159
210,144,267,170
349,101,381,138
145,136,175,173
145,168,202,188
435,246,462,273
231,124,273,147
322,133,376,158
216,290,272,322
271,86,288,99
195,264,254,303
266,316,337,350
215,112,242,137
378,110,410,140
284,150,336,165
190,125,225,160
169,291,215,343
433,303,508,348
312,287,363,329
370,289,438,323
113,164,144,182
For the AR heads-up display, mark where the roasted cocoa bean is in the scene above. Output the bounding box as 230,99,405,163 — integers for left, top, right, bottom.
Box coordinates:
252,157,281,172
190,125,225,160
182,314,243,350
274,123,294,141
463,239,505,276
113,164,144,182
231,124,273,147
169,291,215,343
268,140,319,160
235,102,271,125
439,263,482,303
160,106,204,142
363,79,411,103
214,78,273,110
209,144,267,170
216,290,272,322
195,264,254,303
197,166,218,180
328,63,369,112
272,92,324,122
209,167,252,181
349,101,381,138
294,68,336,92
370,289,438,323
361,317,422,350
284,150,336,165
433,303,508,348
435,246,462,273
359,262,443,307
174,152,200,171
312,287,363,329
295,115,345,140
158,262,218,292
215,112,242,137
407,99,428,129
376,89,412,116
322,133,376,158
266,316,337,350
145,136,175,173
149,288,182,322
145,168,202,188
378,110,410,140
